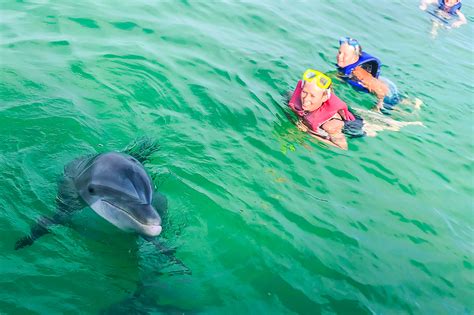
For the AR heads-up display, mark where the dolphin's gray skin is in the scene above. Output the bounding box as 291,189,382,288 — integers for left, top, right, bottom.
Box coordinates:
73,152,162,237
15,151,166,250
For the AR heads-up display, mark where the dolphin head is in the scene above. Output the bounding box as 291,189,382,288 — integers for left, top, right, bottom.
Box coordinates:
76,152,162,237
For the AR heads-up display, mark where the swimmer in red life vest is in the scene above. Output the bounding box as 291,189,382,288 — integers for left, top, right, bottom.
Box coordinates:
288,69,356,150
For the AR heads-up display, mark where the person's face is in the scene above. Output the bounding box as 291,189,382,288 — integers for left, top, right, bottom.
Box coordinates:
444,0,460,6
337,43,359,68
300,81,329,112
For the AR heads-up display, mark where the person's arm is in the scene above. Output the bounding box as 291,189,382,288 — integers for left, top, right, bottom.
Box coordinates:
374,97,385,112
296,117,347,150
302,121,344,149
308,131,340,148
452,10,467,28
371,77,389,111
419,0,437,10
352,67,388,111
317,119,348,150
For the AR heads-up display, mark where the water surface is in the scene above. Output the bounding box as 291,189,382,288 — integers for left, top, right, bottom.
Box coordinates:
1,0,473,314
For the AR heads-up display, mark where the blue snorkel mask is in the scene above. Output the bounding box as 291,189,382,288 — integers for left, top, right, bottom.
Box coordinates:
339,36,361,56
339,36,360,48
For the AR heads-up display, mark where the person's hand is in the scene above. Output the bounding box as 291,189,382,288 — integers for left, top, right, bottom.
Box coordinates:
372,101,383,113
371,106,382,113
419,0,428,10
296,120,309,132
451,21,462,28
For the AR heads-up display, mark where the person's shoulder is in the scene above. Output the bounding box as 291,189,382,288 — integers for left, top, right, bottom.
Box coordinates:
329,92,346,106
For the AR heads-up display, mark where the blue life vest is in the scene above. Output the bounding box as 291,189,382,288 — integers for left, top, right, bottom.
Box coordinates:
438,0,461,15
338,51,381,92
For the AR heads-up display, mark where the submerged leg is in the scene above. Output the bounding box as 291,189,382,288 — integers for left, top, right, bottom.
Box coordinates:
431,21,441,38
399,97,423,110
354,108,424,137
362,118,424,137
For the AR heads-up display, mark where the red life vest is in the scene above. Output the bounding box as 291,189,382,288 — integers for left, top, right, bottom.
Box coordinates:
288,80,355,132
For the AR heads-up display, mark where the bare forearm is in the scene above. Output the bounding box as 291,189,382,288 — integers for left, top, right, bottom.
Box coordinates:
374,98,384,111
309,133,347,150
329,133,348,150
309,133,338,147
455,11,467,26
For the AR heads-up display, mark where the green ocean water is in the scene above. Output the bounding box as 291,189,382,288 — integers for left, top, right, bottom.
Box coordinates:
1,0,473,314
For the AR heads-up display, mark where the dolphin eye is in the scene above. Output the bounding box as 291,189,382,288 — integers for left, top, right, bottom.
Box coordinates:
88,187,95,194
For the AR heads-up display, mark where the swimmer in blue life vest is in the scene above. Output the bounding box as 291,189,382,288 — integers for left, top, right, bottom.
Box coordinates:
419,0,467,29
336,37,400,113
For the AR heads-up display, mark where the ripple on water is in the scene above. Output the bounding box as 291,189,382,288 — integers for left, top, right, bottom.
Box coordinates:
1,0,473,313
68,17,100,29
48,40,70,46
388,210,438,236
110,21,138,31
359,157,396,183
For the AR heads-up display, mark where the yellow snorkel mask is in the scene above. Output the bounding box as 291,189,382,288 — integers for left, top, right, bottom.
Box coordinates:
302,69,332,90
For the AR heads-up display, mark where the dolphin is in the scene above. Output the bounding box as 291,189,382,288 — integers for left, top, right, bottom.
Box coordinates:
15,143,166,250
15,139,192,313
73,152,162,237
